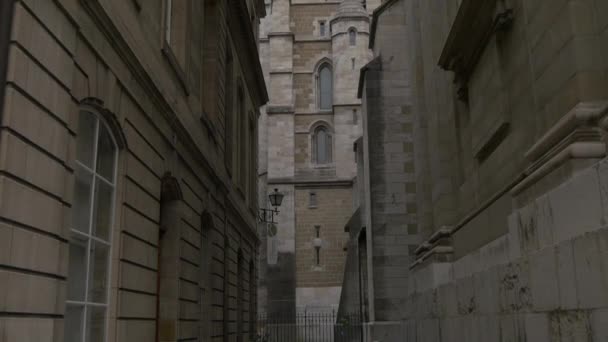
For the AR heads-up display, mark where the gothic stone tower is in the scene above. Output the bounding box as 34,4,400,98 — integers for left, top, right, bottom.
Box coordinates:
258,0,376,315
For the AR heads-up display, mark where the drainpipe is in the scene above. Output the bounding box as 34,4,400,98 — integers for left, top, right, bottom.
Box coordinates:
0,0,15,122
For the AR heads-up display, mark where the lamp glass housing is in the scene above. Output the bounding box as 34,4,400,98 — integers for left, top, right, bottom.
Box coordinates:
268,189,284,208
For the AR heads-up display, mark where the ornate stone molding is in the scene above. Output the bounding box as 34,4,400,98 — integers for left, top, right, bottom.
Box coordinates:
410,226,454,270
80,97,128,150
438,0,514,98
511,101,608,195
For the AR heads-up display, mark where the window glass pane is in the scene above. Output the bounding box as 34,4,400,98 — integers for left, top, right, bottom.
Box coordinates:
67,235,88,301
317,129,327,163
88,241,110,303
72,166,94,233
320,66,332,110
309,193,317,207
77,111,97,168
326,134,333,163
96,124,116,183
64,305,84,342
86,306,106,342
350,30,356,46
92,178,114,242
76,111,97,168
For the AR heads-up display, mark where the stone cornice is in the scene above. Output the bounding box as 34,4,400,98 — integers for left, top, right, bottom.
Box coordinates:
511,101,608,195
438,0,514,87
268,177,353,188
410,101,608,267
330,14,370,25
266,105,295,115
267,31,294,37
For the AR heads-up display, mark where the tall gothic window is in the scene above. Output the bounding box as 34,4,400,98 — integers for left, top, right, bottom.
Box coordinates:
349,28,357,46
65,109,118,342
318,64,333,110
313,125,332,164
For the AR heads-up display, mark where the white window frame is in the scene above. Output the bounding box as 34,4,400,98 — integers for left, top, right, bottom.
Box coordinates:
65,110,119,342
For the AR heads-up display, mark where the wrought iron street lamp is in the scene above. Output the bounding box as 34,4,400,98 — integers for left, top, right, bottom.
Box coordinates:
259,188,284,224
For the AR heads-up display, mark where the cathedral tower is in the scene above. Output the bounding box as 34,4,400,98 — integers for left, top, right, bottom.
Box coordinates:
258,0,377,316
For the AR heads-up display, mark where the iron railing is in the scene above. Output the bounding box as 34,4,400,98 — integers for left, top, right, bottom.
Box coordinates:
256,312,362,342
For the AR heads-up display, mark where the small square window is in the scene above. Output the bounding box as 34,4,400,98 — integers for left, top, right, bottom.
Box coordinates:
309,192,318,208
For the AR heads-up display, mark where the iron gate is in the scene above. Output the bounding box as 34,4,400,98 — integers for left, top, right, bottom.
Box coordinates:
256,312,362,342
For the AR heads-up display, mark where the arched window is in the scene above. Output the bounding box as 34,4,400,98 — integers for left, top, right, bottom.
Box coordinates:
313,125,333,164
318,63,333,110
65,109,118,342
349,28,357,46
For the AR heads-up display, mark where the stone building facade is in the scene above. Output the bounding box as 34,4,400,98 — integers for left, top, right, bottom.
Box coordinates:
0,0,267,341
340,0,608,341
257,0,377,316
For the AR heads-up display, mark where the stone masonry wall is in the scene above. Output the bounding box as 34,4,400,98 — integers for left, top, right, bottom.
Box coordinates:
294,187,352,288
413,0,608,256
397,159,608,342
0,1,263,341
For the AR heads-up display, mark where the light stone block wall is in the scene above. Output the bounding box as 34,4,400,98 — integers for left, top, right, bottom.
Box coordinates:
333,106,362,180
294,187,352,289
413,0,608,255
338,0,608,341
397,158,608,342
259,0,377,317
289,4,339,38
267,114,295,179
0,0,265,341
332,21,373,106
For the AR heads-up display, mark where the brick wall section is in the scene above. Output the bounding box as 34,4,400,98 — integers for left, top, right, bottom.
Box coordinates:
293,41,332,70
290,4,338,37
294,187,352,288
294,73,315,111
